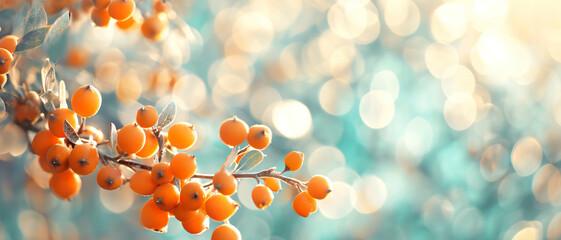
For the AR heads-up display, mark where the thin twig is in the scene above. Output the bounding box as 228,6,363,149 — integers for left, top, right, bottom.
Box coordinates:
78,117,86,134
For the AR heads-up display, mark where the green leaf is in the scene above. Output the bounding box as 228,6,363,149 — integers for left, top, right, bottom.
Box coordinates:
63,120,81,144
0,9,15,37
0,97,5,115
15,26,50,52
235,150,265,172
157,101,176,129
110,123,118,156
45,10,70,45
0,92,14,103
0,9,15,20
24,1,47,35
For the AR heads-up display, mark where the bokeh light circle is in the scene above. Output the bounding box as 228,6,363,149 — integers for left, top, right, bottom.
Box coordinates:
359,90,395,129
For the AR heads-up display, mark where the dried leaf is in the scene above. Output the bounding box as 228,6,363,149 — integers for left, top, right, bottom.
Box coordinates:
58,80,67,108
63,120,81,144
235,150,265,172
157,101,176,129
223,146,239,171
44,64,57,91
15,26,50,52
41,58,52,92
40,90,57,112
110,123,118,156
24,1,47,35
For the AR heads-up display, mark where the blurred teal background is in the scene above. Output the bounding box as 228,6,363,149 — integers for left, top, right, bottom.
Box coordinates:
2,0,561,239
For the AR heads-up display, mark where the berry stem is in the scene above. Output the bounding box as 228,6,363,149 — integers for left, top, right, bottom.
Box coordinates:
78,117,86,134
192,168,306,190
153,127,165,163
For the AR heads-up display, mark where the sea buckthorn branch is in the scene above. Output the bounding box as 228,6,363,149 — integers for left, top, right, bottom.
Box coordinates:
5,53,334,238
0,0,335,235
10,81,334,239
95,143,307,190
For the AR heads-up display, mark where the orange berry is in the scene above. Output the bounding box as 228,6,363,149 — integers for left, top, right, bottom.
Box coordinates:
307,175,332,200
212,171,237,196
263,177,281,192
136,129,158,158
66,46,90,69
129,170,158,195
168,122,197,149
46,144,71,173
219,116,249,147
38,155,50,172
136,105,158,128
292,191,317,217
1,0,22,9
108,0,135,21
181,209,209,235
26,90,41,106
205,194,239,222
44,0,65,15
92,0,110,9
170,153,197,180
32,129,63,157
173,204,198,222
47,108,79,138
247,124,272,150
252,184,274,209
115,9,142,31
0,35,18,53
0,48,13,74
212,224,241,240
117,123,146,154
284,151,304,172
81,0,93,11
140,198,169,232
151,162,174,185
69,143,99,175
96,165,123,190
80,125,104,143
153,183,180,211
141,13,168,41
153,0,170,13
71,84,102,118
0,74,6,89
180,181,205,211
49,169,81,200
91,8,110,27
14,100,40,123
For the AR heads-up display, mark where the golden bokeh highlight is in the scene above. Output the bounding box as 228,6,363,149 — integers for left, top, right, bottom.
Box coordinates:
359,90,395,129
511,137,543,177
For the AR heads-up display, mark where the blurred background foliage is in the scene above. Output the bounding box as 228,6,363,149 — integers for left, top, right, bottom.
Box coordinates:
1,0,561,239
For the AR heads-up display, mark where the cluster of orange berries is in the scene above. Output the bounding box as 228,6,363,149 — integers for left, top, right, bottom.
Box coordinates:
28,84,103,200
0,34,17,89
17,82,332,239
82,0,171,41
218,117,333,217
